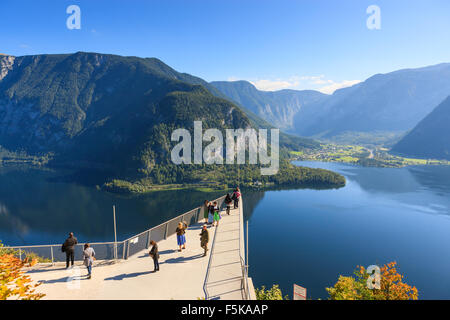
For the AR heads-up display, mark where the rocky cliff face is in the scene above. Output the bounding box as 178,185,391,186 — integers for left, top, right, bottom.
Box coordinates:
0,55,15,81
211,80,326,131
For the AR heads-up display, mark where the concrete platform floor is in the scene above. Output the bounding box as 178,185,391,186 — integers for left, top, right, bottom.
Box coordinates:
26,206,252,300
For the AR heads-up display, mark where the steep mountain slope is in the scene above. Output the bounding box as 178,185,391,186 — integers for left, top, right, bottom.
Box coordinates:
0,52,249,170
0,52,344,189
392,96,450,160
211,80,326,130
293,63,450,140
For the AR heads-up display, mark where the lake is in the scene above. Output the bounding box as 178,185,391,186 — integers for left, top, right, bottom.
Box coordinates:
1,162,450,299
244,161,450,300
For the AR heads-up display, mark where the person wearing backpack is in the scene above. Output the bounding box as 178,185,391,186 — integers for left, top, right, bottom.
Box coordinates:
61,232,78,269
176,222,187,252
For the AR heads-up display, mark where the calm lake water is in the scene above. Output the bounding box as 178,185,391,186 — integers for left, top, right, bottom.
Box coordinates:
1,162,450,299
245,161,450,300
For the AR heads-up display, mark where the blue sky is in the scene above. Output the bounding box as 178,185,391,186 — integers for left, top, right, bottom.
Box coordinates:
1,0,449,93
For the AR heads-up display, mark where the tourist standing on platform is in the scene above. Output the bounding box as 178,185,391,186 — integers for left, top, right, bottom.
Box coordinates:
225,193,232,215
176,222,187,251
62,232,78,269
149,240,160,272
203,200,209,224
199,224,209,257
232,187,241,209
212,201,221,227
208,202,216,226
82,243,96,279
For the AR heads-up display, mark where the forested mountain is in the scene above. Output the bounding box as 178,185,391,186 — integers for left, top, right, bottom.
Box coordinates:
0,53,246,168
292,63,450,141
211,80,325,130
392,96,450,160
0,52,344,190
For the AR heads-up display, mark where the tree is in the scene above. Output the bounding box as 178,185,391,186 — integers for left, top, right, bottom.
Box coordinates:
326,261,418,300
0,242,45,300
255,284,289,300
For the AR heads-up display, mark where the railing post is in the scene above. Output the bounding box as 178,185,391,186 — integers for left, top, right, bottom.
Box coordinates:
146,230,151,249
19,248,22,260
164,223,169,240
51,246,54,266
126,241,130,259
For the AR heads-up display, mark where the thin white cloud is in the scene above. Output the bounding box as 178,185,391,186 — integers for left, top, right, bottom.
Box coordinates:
317,80,362,94
227,75,361,94
250,79,299,91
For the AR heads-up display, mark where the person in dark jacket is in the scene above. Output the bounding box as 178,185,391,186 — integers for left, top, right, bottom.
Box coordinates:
203,200,209,224
149,240,159,272
62,232,78,268
199,224,209,257
225,193,232,215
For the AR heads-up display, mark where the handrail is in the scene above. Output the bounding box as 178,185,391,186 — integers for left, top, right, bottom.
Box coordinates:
2,241,123,249
2,195,228,263
203,194,250,300
237,196,251,300
202,216,220,300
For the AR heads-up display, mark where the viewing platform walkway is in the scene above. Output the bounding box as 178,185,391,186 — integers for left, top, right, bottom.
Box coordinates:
24,196,256,300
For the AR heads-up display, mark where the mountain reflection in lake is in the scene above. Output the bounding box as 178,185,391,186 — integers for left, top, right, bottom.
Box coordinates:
0,167,224,245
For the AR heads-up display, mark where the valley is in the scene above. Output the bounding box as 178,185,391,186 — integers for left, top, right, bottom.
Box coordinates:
292,143,450,168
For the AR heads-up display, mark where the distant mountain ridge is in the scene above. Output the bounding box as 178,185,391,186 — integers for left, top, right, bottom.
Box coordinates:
0,52,318,170
211,80,326,130
0,52,346,190
292,63,450,141
392,96,450,160
0,52,251,169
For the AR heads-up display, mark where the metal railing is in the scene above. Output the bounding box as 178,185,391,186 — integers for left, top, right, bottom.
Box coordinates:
2,195,227,264
202,205,222,300
202,195,251,300
237,196,251,300
0,241,124,264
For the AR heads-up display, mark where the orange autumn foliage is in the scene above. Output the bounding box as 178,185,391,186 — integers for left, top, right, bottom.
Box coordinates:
327,261,418,300
0,252,45,300
358,261,418,300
